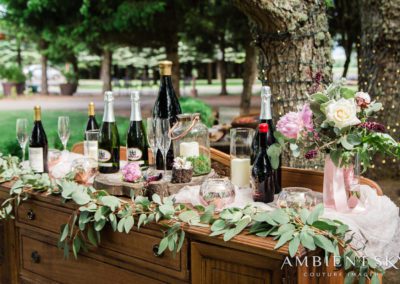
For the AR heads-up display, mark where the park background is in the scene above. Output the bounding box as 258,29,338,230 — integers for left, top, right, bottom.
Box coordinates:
0,1,399,281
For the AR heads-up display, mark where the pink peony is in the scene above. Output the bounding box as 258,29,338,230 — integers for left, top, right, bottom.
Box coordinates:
277,104,314,139
122,163,142,183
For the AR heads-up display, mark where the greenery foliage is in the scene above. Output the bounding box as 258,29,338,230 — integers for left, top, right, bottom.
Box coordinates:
186,154,211,176
0,153,384,283
179,97,214,127
0,65,26,83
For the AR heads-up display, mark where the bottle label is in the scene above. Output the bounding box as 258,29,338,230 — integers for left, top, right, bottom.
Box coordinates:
98,149,111,163
29,147,44,173
127,148,143,161
84,141,98,161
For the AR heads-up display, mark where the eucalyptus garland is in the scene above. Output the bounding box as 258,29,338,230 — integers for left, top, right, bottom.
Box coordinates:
0,154,383,284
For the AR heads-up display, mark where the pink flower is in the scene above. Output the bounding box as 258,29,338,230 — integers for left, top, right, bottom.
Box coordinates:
277,111,302,139
347,195,359,208
122,163,142,183
277,104,314,139
355,92,371,109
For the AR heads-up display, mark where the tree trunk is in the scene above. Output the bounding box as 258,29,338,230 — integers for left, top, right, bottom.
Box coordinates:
234,0,332,168
16,40,22,68
101,49,112,93
240,43,258,114
207,62,213,84
40,54,48,95
71,55,79,81
342,38,353,78
166,33,180,97
359,0,400,178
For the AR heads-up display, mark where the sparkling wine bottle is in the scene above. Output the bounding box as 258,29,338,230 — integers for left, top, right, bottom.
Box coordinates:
126,91,148,166
98,91,120,173
29,106,48,173
85,102,99,137
251,123,276,203
152,60,182,170
251,86,281,193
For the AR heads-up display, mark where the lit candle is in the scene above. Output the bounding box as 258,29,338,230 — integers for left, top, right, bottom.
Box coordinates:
180,142,200,158
230,157,250,188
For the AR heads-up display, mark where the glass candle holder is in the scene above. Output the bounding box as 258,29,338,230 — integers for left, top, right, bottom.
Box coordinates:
230,128,254,189
199,178,235,211
85,130,99,161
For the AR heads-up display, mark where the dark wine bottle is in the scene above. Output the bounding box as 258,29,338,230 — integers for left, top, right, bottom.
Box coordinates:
251,123,277,203
152,60,182,170
85,102,99,138
251,86,281,193
29,105,48,173
126,91,148,166
98,91,120,173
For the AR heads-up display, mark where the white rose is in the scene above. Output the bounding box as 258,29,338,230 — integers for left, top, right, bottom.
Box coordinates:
325,98,361,129
355,92,371,108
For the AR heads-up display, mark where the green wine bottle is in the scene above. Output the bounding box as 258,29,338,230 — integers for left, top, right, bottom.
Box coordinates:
29,105,48,173
98,91,120,173
126,91,148,166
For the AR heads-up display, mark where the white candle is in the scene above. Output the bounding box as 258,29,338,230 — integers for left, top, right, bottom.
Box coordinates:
180,142,200,157
230,157,251,188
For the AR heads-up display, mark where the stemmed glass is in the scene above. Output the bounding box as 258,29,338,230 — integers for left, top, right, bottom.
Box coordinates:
58,116,70,152
16,118,28,162
146,118,157,172
155,118,171,179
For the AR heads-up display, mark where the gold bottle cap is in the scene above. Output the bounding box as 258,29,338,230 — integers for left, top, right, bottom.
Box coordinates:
159,60,172,76
34,105,41,121
88,102,95,116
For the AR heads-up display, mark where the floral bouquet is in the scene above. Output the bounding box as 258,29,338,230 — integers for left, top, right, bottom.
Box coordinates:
268,79,400,211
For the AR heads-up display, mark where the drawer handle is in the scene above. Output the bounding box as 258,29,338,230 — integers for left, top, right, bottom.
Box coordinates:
27,209,36,220
152,245,164,257
31,251,41,263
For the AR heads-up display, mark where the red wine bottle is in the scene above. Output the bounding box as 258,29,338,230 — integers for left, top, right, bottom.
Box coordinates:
251,123,277,203
251,86,281,193
85,102,99,138
29,106,48,173
152,60,182,170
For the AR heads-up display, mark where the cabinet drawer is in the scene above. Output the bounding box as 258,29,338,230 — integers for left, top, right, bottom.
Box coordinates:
20,234,166,284
17,200,71,233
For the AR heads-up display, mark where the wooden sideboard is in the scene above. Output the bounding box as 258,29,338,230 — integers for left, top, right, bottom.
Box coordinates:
0,181,370,284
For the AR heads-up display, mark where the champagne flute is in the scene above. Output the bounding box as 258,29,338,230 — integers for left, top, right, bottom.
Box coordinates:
155,118,171,179
16,118,28,162
58,116,70,152
146,118,157,172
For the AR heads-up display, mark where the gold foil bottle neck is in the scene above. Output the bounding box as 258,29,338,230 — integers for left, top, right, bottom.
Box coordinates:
159,60,172,76
34,105,41,121
88,102,95,116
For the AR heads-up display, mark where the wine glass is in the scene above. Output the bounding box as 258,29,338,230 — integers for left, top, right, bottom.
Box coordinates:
58,116,70,152
16,118,28,162
146,118,157,173
155,118,171,179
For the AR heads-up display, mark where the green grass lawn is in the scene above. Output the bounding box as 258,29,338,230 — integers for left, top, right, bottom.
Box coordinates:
0,110,130,158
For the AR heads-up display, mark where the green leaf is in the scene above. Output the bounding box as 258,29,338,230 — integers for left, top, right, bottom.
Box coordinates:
87,225,97,246
267,144,282,170
94,206,109,222
158,237,168,255
72,237,81,259
312,220,337,232
223,228,237,242
289,237,300,257
117,218,126,233
179,210,199,223
371,273,379,284
344,272,355,284
138,214,147,229
274,231,293,250
100,195,121,211
270,209,289,225
253,212,277,225
340,136,354,150
278,223,295,235
311,92,329,104
299,208,310,223
211,219,226,232
152,194,162,205
124,216,134,233
234,216,251,235
340,88,355,99
307,204,324,225
71,188,91,205
177,230,185,252
159,204,175,216
313,235,335,253
60,224,69,242
200,204,215,224
300,231,316,250
94,219,106,231
209,229,228,237
109,213,117,231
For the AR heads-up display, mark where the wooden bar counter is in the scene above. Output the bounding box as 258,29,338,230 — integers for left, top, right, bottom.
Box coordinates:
0,167,377,284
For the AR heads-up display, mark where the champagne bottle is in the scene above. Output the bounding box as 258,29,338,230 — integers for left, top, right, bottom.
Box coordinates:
85,102,99,137
98,91,120,173
251,123,276,203
251,86,281,193
29,106,48,173
126,91,148,166
152,60,182,170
